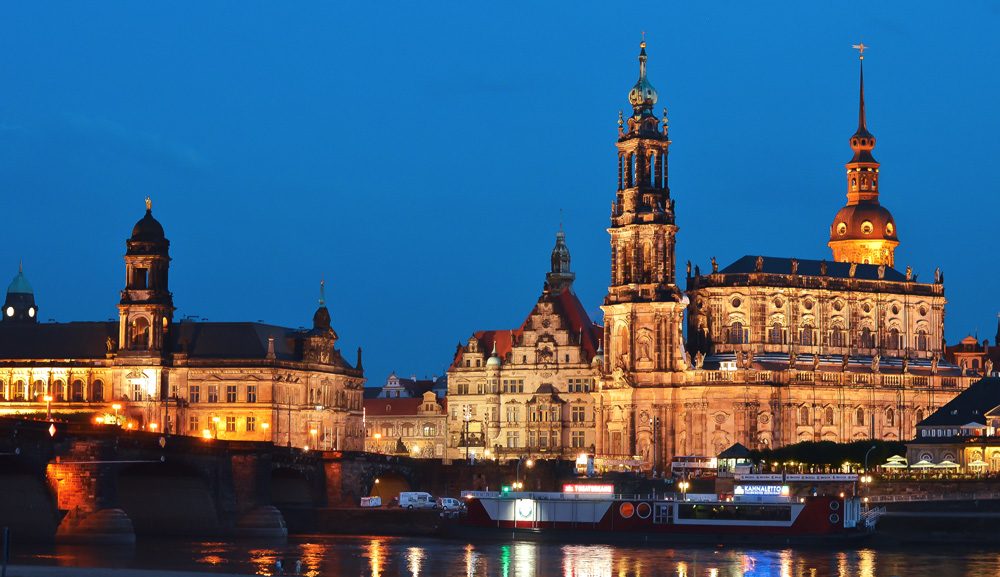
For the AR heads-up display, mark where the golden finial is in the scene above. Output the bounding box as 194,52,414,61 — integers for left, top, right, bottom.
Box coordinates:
641,30,646,48
852,41,868,60
145,197,152,211
618,110,624,128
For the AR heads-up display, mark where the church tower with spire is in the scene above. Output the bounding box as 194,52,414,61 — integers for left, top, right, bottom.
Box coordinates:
546,225,576,294
829,47,899,266
602,40,688,379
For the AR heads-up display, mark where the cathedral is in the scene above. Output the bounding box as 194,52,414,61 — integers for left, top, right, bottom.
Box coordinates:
447,42,973,471
0,201,366,450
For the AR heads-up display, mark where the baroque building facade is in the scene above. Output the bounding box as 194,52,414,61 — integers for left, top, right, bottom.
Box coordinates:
445,228,603,462
0,201,366,451
594,44,973,472
363,372,448,458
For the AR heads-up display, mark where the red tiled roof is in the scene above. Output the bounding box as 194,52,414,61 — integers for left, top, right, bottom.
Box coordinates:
363,397,423,416
449,286,602,370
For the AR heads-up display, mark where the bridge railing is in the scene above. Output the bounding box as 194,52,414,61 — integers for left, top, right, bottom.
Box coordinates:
867,491,1000,503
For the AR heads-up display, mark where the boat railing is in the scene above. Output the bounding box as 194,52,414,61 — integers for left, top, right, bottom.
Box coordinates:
860,505,886,529
463,491,711,502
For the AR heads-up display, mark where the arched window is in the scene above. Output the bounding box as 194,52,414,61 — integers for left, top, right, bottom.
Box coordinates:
800,325,814,347
769,322,784,345
831,328,845,348
729,322,746,345
916,330,928,351
53,380,66,401
992,451,1000,471
825,407,835,425
32,380,46,400
92,380,105,403
888,328,900,351
132,317,151,349
13,380,26,401
859,327,874,349
799,406,811,425
856,407,865,426
72,380,85,402
886,407,895,427
851,177,858,191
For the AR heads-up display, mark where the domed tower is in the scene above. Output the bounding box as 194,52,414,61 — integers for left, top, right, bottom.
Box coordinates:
546,224,576,294
602,40,688,376
117,198,174,357
829,47,899,266
2,263,38,324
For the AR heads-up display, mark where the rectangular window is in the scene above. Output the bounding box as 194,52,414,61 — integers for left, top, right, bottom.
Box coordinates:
571,431,585,448
528,431,536,447
188,415,199,432
572,406,585,422
246,416,256,432
506,431,519,448
423,425,436,436
226,416,236,432
247,384,257,403
207,385,219,403
189,385,200,403
226,384,237,403
538,434,548,448
132,382,143,402
506,407,519,423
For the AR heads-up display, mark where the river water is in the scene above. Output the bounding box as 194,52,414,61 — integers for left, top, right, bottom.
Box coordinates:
11,536,1000,577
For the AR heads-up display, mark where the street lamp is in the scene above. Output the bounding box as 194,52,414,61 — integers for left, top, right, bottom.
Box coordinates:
310,428,317,451
864,445,877,497
262,422,269,441
113,403,122,425
149,423,158,432
44,395,52,421
679,480,689,499
516,455,533,491
374,432,382,453
212,416,220,439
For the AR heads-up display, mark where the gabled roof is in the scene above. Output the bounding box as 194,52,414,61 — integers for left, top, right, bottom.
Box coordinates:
918,378,1000,428
717,255,908,282
450,286,602,370
362,397,424,417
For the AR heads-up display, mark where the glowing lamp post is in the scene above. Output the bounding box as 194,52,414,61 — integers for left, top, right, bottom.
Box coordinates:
149,423,158,433
516,456,533,491
113,403,122,425
43,395,52,421
310,428,318,451
212,416,220,439
373,432,382,453
262,422,270,442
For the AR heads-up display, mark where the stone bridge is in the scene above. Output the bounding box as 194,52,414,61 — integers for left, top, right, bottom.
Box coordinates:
0,417,421,543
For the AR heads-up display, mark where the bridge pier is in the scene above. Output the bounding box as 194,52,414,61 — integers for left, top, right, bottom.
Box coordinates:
47,441,136,544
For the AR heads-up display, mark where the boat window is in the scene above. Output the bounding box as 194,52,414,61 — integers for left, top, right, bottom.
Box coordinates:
677,504,791,522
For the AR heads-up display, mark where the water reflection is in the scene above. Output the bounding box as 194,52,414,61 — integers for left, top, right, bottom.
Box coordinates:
9,536,1000,577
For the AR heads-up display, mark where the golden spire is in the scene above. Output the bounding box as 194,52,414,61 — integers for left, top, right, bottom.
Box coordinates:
852,41,868,60
641,30,646,48
145,197,152,211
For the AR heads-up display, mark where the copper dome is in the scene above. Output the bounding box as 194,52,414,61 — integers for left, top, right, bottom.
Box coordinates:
829,203,898,243
131,209,166,243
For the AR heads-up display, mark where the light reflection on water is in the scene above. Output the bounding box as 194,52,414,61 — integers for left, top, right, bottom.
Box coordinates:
10,536,1000,576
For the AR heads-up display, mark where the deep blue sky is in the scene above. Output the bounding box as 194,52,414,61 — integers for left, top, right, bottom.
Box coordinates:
2,3,998,386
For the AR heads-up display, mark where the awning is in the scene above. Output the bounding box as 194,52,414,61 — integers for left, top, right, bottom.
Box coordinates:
968,459,989,468
886,455,907,463
881,462,908,469
911,459,936,469
935,460,961,469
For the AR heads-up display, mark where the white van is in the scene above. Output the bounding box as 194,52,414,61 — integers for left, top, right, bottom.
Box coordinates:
398,491,437,509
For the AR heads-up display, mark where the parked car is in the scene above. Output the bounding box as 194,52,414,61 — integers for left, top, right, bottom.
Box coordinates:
436,497,465,512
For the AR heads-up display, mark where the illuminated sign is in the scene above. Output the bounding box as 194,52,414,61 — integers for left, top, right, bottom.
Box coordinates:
563,484,614,494
734,485,790,497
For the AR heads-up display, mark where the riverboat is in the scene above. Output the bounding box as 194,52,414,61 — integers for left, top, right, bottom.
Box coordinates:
453,486,878,545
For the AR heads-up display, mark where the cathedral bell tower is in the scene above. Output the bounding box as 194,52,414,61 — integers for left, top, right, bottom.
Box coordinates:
829,46,899,266
601,41,689,378
117,198,175,359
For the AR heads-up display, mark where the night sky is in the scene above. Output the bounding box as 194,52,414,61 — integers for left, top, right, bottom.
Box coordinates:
2,3,998,386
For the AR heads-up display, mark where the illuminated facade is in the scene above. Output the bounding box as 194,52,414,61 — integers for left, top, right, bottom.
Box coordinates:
594,44,972,472
363,373,448,458
0,202,366,450
445,228,603,462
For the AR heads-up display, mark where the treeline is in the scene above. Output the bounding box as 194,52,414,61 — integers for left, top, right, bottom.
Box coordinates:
748,440,907,470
